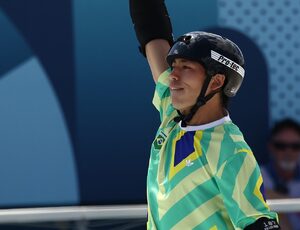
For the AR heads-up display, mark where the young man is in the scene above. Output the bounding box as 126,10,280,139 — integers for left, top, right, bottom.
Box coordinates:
130,0,280,229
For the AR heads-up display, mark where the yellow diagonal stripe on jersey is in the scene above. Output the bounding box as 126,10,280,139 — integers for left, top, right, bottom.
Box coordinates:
168,130,187,180
171,196,220,229
236,148,253,156
230,134,244,142
158,164,211,219
232,153,259,215
193,131,203,157
253,175,269,209
206,126,224,173
216,161,226,178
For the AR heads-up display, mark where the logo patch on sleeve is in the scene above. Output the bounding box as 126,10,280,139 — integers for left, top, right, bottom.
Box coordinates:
153,131,167,150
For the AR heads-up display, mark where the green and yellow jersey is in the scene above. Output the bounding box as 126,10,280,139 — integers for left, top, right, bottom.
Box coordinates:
147,69,278,230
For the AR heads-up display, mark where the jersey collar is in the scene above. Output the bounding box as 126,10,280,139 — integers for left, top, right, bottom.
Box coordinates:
179,114,231,131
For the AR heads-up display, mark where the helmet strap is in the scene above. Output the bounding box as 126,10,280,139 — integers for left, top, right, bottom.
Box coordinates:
174,75,221,127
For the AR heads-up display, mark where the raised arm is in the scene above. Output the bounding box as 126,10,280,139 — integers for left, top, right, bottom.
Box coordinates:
129,0,173,83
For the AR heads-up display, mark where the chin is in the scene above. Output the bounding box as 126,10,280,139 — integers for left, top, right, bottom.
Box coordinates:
171,100,182,110
171,100,190,112
171,95,195,111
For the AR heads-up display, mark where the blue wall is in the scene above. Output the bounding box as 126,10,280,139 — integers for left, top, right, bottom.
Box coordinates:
0,0,298,207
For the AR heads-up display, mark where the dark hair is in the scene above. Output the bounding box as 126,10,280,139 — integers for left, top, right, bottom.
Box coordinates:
270,118,300,138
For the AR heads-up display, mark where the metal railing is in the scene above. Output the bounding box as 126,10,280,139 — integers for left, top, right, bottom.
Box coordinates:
0,199,299,224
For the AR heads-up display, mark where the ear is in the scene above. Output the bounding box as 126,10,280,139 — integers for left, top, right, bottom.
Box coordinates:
209,74,226,91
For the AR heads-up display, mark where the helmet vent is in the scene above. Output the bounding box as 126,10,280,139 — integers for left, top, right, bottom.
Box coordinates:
182,35,192,44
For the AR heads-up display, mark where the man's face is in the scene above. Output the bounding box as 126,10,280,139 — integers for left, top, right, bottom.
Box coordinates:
169,58,206,113
270,128,300,171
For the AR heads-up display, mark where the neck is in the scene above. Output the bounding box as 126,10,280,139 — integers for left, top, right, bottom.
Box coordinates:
181,95,226,126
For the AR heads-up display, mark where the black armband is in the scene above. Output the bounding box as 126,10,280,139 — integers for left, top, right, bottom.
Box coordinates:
244,217,280,230
129,0,173,56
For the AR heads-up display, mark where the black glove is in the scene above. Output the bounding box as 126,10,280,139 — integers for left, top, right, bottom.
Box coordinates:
129,0,173,56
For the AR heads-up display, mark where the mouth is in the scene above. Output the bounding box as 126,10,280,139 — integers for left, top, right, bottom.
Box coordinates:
170,87,184,91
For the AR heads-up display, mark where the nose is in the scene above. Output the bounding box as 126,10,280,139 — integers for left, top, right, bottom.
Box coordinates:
169,69,179,81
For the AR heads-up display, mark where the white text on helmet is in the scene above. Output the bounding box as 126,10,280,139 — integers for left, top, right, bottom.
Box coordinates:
211,50,245,78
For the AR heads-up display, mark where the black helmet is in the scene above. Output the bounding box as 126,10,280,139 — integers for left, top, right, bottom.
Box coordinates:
167,31,245,97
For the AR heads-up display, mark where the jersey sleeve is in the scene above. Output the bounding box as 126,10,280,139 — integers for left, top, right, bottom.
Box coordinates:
152,68,177,122
215,150,278,229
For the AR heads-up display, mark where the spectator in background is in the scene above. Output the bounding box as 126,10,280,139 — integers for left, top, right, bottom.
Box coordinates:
261,118,300,230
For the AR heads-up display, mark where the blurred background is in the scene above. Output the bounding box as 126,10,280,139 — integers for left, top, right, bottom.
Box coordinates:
0,0,299,229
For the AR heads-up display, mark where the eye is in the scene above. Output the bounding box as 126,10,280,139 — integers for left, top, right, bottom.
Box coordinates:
183,65,192,69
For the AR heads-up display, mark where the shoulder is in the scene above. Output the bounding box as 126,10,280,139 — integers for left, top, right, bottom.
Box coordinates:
216,121,252,165
203,120,252,175
225,122,254,156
